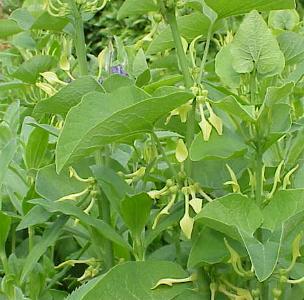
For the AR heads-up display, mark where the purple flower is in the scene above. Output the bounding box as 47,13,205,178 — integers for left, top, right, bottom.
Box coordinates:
110,64,128,77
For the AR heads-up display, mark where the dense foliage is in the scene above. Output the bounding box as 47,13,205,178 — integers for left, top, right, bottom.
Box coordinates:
2,0,304,299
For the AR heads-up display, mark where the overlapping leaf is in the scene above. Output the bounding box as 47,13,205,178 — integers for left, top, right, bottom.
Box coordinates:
56,86,193,172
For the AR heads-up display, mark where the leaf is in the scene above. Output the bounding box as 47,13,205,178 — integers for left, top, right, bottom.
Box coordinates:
278,32,304,65
0,212,11,252
268,9,299,31
10,8,35,30
195,194,282,281
91,165,132,213
66,261,190,300
240,227,283,282
0,19,23,38
188,227,236,267
13,55,57,84
121,193,152,237
31,12,69,31
17,205,51,231
35,164,87,201
195,193,263,240
20,215,69,283
230,10,285,76
133,48,148,77
117,0,158,19
190,127,247,161
215,45,241,89
25,127,49,170
210,96,255,122
147,13,214,54
144,75,183,94
0,139,17,189
262,189,304,232
102,74,134,92
205,0,295,19
30,198,131,251
56,87,193,172
34,76,104,117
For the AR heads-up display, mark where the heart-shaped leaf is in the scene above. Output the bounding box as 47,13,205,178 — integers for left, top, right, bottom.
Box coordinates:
230,10,285,76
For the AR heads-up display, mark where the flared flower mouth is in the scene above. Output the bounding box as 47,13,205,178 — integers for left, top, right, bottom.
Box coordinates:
110,64,129,77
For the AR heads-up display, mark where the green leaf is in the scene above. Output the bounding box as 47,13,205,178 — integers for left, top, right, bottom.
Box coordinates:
240,227,283,282
34,76,104,117
121,193,152,237
10,8,35,30
13,55,57,84
25,127,49,170
17,205,51,231
91,165,132,213
268,9,299,31
133,48,148,77
56,87,193,172
195,193,263,240
35,164,87,201
262,189,304,231
147,13,213,54
0,19,23,38
20,215,68,283
206,0,295,19
188,227,236,267
190,127,247,161
0,139,17,189
30,198,131,251
192,158,249,190
117,0,158,19
66,261,190,300
278,32,304,65
102,74,134,92
215,44,241,89
31,12,69,31
144,75,183,94
195,194,282,281
211,96,255,122
0,212,11,252
230,10,285,76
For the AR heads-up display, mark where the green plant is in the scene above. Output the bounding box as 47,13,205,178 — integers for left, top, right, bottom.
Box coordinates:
1,0,304,299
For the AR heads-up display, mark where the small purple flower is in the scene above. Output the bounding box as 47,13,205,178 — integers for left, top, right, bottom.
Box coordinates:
110,64,128,77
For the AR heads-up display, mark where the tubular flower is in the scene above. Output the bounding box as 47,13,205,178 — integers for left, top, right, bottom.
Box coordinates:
152,193,177,229
165,101,193,124
224,239,253,278
224,164,241,193
151,273,197,289
180,187,194,239
205,102,223,136
175,139,188,163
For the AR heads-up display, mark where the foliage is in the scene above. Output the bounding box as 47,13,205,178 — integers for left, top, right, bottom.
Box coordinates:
2,0,304,299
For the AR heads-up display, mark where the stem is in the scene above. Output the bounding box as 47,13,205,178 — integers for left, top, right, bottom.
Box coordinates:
185,100,196,176
198,25,213,83
68,0,88,76
95,150,114,270
151,132,178,177
255,148,263,207
133,236,145,261
158,1,192,88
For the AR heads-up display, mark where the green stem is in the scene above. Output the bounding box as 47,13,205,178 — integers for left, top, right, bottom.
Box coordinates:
95,150,114,270
198,24,213,83
68,0,88,76
133,236,145,261
158,1,192,88
185,100,196,176
255,148,263,207
151,132,177,177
